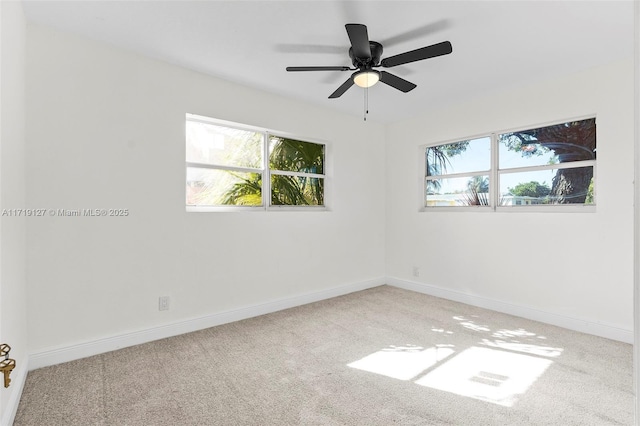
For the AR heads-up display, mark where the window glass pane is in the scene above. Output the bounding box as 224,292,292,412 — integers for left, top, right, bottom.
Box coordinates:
269,136,325,174
426,137,490,177
425,175,490,207
499,166,594,205
271,175,324,206
499,118,596,169
186,121,263,168
186,167,262,206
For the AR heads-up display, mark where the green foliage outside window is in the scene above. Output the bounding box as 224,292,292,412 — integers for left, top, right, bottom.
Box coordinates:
270,137,324,206
424,118,596,207
186,117,325,208
508,181,551,198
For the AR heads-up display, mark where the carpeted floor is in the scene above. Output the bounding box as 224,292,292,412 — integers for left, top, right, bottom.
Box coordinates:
15,285,633,425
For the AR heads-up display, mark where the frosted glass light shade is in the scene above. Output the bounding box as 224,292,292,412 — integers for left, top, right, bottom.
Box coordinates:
353,71,379,88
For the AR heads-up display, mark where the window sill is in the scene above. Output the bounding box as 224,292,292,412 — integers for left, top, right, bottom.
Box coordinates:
419,205,596,213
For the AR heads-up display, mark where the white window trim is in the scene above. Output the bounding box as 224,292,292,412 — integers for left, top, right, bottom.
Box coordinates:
186,113,329,212
419,115,597,213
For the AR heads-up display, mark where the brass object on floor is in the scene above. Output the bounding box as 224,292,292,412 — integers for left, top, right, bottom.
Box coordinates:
0,343,15,388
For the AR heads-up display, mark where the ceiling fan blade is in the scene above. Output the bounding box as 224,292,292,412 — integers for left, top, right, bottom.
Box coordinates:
345,23,371,60
379,71,417,93
381,41,452,68
286,66,351,72
383,21,450,48
329,77,355,99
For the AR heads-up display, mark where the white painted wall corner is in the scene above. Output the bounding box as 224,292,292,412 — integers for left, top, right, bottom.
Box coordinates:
2,358,28,426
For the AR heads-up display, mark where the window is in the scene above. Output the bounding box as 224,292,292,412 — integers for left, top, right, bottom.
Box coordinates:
269,136,325,206
186,114,326,209
425,137,491,207
422,117,596,210
498,119,596,206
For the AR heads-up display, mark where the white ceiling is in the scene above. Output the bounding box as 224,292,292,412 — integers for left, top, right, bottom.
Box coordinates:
21,1,634,124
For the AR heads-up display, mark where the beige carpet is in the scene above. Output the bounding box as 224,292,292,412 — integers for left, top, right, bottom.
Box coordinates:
15,286,633,425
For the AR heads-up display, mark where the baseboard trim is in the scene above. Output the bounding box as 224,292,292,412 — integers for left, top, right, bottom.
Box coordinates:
28,275,632,371
2,357,28,426
387,277,633,344
28,277,385,370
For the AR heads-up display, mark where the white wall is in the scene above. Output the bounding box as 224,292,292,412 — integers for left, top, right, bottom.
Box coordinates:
0,1,28,424
386,58,635,339
22,16,634,366
26,24,386,354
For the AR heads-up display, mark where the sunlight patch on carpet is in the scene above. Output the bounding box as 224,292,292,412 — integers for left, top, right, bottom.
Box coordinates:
347,344,455,380
415,346,553,407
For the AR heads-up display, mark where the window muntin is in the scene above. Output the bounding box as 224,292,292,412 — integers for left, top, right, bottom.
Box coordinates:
186,115,326,209
422,117,596,210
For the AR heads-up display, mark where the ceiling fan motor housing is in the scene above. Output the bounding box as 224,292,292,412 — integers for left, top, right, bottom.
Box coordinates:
349,41,383,68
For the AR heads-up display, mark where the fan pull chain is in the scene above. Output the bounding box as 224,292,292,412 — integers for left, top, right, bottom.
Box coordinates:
363,86,369,121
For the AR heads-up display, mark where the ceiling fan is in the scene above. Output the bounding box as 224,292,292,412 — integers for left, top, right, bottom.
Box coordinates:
286,24,453,99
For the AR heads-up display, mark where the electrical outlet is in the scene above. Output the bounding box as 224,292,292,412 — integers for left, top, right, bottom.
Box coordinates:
413,266,420,277
159,296,170,311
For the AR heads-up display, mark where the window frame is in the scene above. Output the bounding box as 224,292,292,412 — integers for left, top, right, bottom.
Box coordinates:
419,115,597,213
423,135,493,210
186,114,329,212
267,134,327,209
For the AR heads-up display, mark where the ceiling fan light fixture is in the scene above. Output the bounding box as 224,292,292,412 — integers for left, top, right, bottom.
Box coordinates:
353,70,379,88
286,24,452,99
